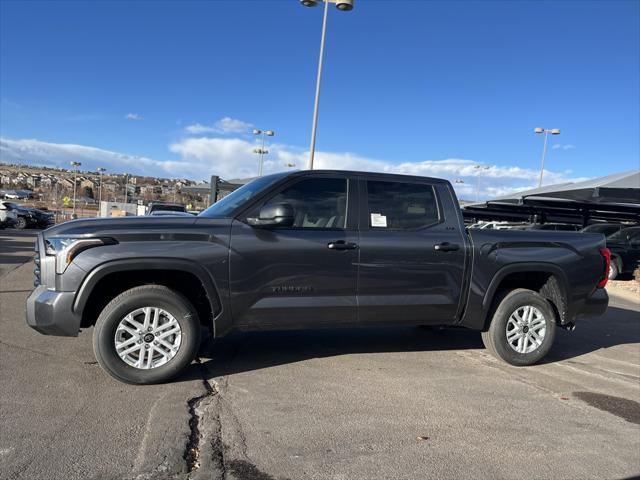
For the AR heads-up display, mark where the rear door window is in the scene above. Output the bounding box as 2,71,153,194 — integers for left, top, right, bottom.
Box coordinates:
366,180,440,230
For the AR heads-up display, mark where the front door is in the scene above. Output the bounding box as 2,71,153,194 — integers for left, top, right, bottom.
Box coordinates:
357,178,467,325
229,175,359,328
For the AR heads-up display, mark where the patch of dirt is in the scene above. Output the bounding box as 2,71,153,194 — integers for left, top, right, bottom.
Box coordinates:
608,278,640,296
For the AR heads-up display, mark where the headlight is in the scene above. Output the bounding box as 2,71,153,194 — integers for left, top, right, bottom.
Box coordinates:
44,237,113,274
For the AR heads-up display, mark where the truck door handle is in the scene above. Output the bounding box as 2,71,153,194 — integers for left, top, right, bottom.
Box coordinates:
328,241,358,251
434,242,460,252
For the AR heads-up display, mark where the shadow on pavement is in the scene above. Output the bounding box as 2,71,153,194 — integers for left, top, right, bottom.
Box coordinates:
174,304,639,384
544,306,640,363
0,231,38,267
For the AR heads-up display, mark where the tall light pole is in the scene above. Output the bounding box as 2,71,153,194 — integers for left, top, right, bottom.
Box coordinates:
300,0,354,170
534,127,560,187
97,167,106,217
70,161,81,217
474,165,490,202
253,129,275,176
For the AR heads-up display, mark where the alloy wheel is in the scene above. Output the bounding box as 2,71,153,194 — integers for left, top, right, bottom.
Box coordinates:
114,307,182,369
505,305,546,354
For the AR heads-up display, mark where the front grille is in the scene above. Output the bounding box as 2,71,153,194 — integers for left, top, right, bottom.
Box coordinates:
33,242,41,287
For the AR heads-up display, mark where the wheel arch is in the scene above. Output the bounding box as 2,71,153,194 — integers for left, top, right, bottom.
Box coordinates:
481,263,570,330
74,258,222,335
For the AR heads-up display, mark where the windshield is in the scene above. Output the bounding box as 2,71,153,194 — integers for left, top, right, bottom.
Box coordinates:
199,173,286,218
584,224,610,233
607,227,640,242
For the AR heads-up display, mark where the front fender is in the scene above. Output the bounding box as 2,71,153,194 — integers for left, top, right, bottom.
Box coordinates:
73,257,222,318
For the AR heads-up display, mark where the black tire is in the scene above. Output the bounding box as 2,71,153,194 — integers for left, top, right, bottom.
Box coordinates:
93,285,201,385
481,288,556,366
14,217,27,229
608,259,619,280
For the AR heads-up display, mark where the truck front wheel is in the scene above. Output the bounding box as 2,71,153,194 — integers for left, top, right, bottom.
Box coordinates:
481,289,556,366
93,285,201,384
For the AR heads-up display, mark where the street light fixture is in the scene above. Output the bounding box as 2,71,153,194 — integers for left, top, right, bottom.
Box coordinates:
534,127,561,187
474,165,490,202
97,167,106,216
70,161,81,217
253,129,275,176
300,0,355,170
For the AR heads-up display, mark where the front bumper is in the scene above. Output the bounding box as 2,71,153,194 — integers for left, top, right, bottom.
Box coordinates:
26,285,81,336
577,287,609,318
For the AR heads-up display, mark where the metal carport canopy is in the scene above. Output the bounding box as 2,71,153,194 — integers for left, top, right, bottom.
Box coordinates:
463,170,640,225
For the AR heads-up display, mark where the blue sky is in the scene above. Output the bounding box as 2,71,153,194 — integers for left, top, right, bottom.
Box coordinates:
1,0,638,198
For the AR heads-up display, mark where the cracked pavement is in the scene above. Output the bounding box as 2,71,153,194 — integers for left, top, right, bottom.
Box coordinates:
1,229,639,480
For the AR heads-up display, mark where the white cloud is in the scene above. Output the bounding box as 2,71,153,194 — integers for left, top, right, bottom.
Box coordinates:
0,136,588,200
167,137,588,199
184,117,253,135
125,113,143,121
0,137,198,178
551,143,575,150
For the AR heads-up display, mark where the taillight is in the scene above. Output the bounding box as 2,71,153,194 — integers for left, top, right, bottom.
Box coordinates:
598,248,610,288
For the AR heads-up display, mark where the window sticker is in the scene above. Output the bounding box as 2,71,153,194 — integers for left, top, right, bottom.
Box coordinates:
370,213,387,227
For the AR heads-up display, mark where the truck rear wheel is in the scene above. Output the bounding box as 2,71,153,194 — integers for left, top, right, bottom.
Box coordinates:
93,285,201,384
481,289,556,366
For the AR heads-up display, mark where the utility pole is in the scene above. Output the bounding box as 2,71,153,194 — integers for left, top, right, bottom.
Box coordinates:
97,167,106,217
300,0,355,169
70,161,81,217
253,129,275,176
474,165,490,202
534,127,561,187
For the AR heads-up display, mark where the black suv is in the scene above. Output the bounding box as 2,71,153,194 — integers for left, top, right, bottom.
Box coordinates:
27,170,609,384
606,226,640,279
2,202,54,229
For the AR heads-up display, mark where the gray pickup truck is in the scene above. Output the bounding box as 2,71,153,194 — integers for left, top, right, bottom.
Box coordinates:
27,170,610,384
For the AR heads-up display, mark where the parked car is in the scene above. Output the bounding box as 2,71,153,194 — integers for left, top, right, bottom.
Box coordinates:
606,226,640,279
146,202,187,215
2,190,30,200
26,170,610,384
148,210,195,217
0,201,18,228
521,223,582,232
581,223,627,237
469,221,522,230
2,202,54,229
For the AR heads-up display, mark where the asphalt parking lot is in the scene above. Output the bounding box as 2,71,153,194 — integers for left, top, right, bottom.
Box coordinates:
1,229,639,480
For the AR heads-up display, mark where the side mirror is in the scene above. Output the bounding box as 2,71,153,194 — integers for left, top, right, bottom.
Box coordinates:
247,203,294,228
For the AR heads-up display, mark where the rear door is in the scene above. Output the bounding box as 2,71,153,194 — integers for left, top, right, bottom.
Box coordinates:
357,177,467,325
229,173,360,328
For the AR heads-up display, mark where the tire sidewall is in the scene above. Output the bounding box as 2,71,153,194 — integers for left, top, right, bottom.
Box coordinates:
489,289,556,366
94,288,200,384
